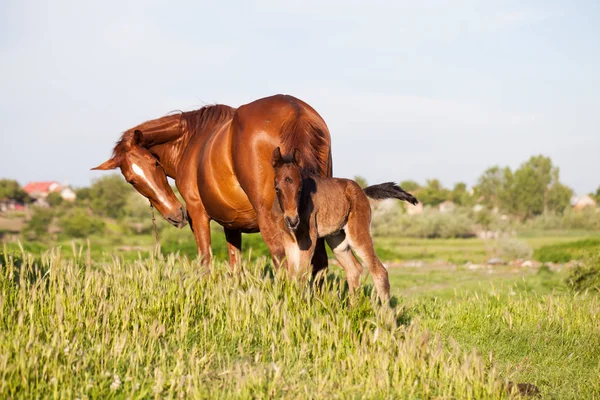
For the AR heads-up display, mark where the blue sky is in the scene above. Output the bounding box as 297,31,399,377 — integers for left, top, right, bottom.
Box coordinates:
1,0,598,194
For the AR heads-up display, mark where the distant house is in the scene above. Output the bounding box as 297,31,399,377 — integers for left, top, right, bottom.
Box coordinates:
438,200,456,214
23,181,76,202
472,204,485,213
571,194,597,211
406,202,424,215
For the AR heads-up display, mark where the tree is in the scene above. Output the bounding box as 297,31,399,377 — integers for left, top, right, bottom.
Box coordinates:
46,192,64,207
0,179,30,203
89,175,132,219
75,187,91,203
353,176,368,189
124,191,153,219
450,182,472,206
473,166,512,210
399,180,420,192
24,208,54,239
417,179,448,206
59,209,105,238
510,155,561,219
592,186,600,203
546,183,573,214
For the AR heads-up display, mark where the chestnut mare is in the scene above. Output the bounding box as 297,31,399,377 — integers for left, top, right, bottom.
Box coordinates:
92,95,332,271
271,147,418,303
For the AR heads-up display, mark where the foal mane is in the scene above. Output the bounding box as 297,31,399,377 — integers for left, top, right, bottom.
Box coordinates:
110,104,236,160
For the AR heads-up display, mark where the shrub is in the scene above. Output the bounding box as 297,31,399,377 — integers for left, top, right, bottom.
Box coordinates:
496,238,532,260
534,239,600,263
46,192,64,207
59,209,105,238
566,253,600,293
23,207,54,239
521,208,600,231
372,206,476,239
160,225,271,261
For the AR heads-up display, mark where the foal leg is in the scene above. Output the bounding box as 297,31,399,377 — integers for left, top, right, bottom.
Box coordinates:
224,228,242,271
326,232,363,294
345,214,390,304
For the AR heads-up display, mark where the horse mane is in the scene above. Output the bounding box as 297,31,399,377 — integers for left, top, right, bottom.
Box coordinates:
179,104,236,142
110,104,236,160
279,107,330,176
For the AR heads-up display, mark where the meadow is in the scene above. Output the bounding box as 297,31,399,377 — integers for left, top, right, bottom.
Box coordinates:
1,231,599,399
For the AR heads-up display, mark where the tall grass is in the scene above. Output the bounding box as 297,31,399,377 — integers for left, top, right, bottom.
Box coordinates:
0,246,511,399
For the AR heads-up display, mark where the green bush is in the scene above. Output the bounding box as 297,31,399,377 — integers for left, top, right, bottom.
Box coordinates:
59,209,106,238
372,207,476,239
159,223,271,261
495,238,532,260
566,253,600,293
522,209,600,231
534,239,600,263
23,207,54,239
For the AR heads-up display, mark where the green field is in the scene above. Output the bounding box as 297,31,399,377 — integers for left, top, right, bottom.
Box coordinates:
1,240,599,399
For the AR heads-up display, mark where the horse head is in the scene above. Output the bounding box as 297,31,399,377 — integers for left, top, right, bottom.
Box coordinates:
92,129,187,228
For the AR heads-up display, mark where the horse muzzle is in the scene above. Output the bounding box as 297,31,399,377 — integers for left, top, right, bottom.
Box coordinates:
285,215,300,231
166,206,188,229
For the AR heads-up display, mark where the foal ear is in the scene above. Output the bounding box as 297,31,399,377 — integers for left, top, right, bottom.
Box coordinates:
271,147,283,167
293,148,303,168
91,156,120,170
133,130,144,145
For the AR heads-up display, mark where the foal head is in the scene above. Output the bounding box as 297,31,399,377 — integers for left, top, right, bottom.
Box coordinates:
92,130,187,228
272,147,303,231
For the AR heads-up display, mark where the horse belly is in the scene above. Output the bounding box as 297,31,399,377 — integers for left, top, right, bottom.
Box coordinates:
197,126,259,231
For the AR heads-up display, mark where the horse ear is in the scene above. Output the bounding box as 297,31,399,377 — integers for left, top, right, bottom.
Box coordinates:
91,156,120,171
293,148,303,168
271,147,283,167
133,130,144,145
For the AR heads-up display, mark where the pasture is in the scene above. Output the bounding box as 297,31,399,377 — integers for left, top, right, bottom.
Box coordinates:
1,237,599,399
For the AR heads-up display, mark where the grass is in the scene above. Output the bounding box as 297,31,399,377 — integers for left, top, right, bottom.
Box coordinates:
387,263,600,399
533,238,600,263
1,247,509,399
1,244,599,398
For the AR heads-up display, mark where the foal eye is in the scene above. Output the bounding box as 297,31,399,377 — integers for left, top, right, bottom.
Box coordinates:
285,177,293,184
155,161,160,167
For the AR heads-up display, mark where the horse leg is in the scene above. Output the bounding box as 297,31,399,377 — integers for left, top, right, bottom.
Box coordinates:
185,202,212,266
224,228,242,271
326,232,363,294
255,210,286,269
345,212,390,304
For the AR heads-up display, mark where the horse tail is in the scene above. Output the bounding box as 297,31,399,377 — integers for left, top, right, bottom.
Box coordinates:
280,109,331,177
363,182,419,205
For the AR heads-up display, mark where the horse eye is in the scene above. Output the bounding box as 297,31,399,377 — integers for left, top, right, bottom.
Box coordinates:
285,177,293,184
155,160,160,167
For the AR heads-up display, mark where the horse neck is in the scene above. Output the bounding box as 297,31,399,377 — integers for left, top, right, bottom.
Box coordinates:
129,114,189,178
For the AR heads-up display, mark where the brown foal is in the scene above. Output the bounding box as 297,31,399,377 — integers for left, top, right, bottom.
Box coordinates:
271,147,418,303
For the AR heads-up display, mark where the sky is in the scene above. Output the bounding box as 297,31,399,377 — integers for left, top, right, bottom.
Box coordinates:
1,0,599,194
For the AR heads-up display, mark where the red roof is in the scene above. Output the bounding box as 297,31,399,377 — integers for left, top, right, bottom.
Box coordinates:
23,181,62,194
